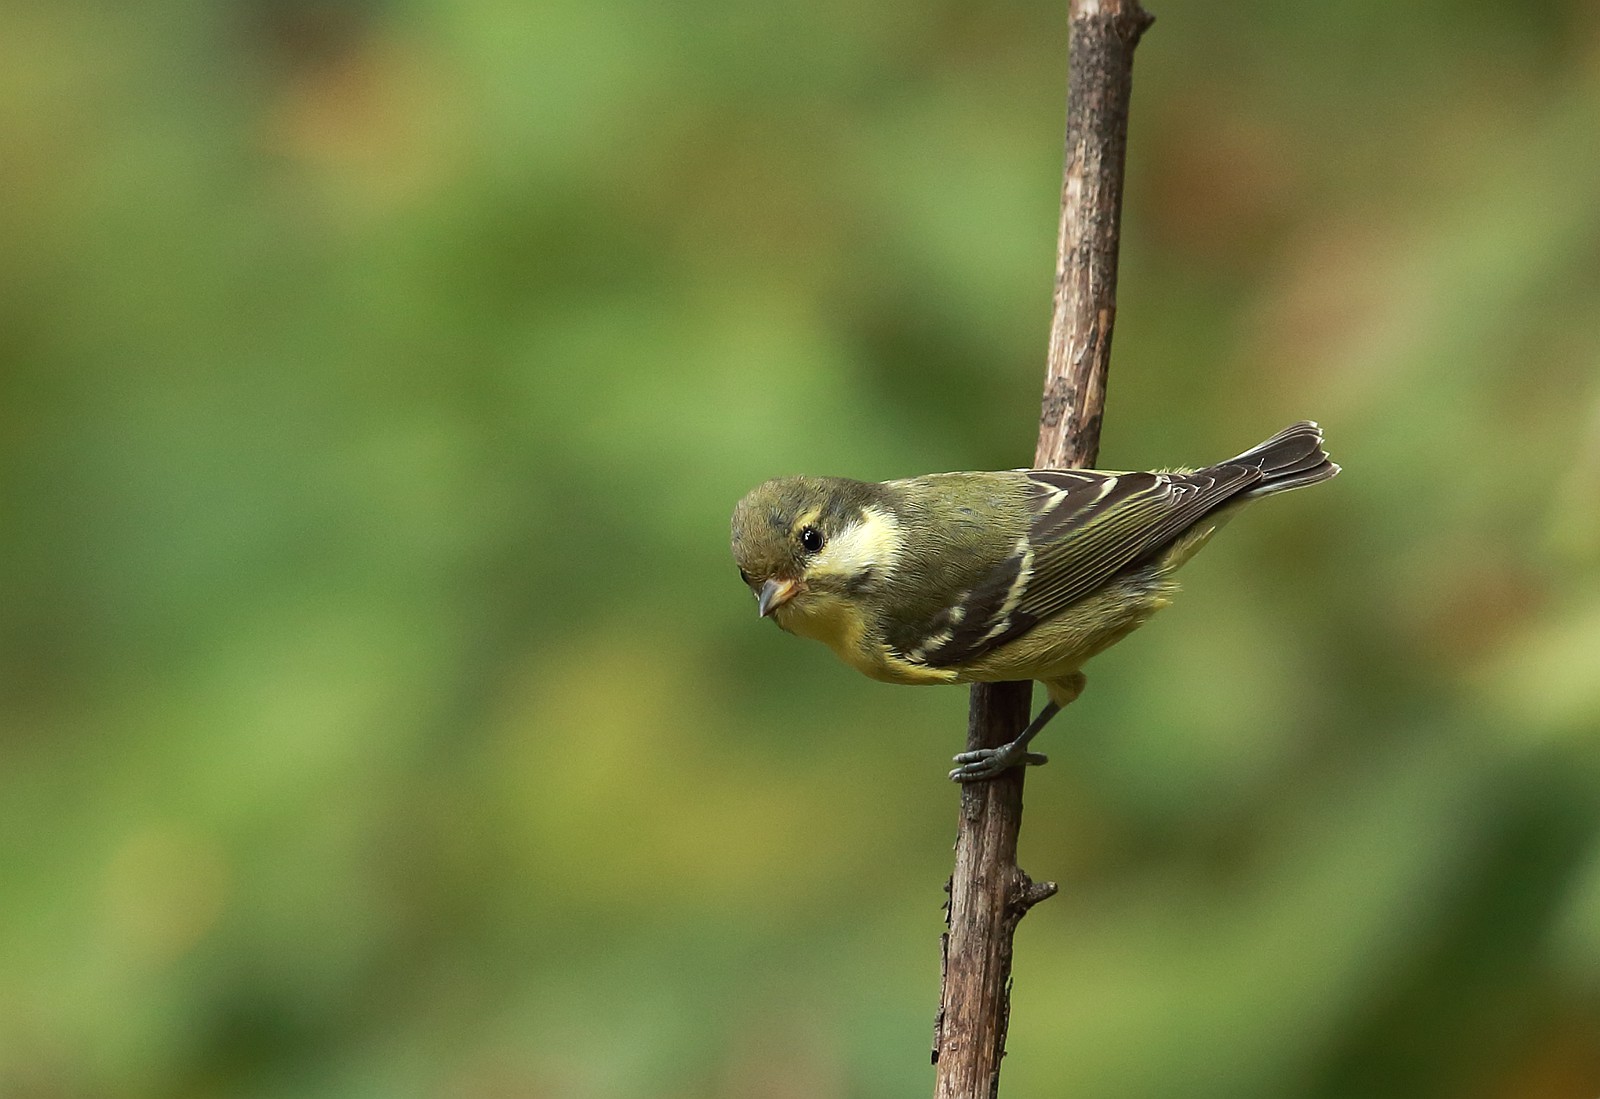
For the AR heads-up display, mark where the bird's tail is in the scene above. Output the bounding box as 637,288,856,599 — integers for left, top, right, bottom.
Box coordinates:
1226,421,1340,497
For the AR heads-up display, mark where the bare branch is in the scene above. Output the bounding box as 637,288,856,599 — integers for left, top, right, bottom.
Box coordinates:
933,3,1153,1095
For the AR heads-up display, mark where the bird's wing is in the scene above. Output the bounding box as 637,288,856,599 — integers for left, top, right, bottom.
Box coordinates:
907,465,1259,667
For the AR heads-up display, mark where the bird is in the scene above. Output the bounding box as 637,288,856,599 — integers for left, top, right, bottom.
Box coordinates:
729,420,1339,781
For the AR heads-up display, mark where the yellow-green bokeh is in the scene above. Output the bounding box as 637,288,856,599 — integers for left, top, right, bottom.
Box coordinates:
3,2,1599,1096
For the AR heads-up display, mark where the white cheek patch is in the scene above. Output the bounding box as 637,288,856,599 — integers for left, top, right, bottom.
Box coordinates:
811,506,903,580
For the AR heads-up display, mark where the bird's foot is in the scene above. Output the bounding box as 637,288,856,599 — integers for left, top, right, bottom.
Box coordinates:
948,743,1049,783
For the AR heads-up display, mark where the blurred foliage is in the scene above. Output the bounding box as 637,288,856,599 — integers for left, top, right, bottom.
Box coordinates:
2,1,1599,1096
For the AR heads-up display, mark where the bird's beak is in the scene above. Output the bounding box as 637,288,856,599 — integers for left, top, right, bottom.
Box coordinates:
757,577,802,617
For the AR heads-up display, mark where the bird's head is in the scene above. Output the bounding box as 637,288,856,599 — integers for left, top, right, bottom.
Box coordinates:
730,476,902,622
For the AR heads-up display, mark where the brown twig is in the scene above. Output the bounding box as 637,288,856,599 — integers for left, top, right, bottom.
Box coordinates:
931,2,1153,1095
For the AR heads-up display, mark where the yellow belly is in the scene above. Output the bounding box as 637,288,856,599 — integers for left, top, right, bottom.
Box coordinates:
952,580,1172,685
775,567,1177,690
773,593,959,686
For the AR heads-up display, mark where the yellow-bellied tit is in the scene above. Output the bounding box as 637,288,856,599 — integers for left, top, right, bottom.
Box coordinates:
730,421,1339,782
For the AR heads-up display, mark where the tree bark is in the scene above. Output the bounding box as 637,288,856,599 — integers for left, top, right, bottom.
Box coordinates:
932,3,1153,1096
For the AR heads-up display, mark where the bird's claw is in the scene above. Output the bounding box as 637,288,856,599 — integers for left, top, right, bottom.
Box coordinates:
948,745,1049,783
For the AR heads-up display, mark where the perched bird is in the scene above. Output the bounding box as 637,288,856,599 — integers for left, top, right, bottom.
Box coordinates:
730,421,1339,781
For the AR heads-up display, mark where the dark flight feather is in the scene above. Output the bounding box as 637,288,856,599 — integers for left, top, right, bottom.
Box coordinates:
908,421,1337,668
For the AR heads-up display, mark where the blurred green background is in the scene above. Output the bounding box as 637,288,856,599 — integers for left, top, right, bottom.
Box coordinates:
4,1,1600,1096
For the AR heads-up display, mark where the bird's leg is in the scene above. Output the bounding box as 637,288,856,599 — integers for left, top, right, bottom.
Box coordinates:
949,672,1085,783
948,702,1057,782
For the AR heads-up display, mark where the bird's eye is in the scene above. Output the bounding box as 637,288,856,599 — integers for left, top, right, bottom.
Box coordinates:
738,567,752,586
799,526,824,554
